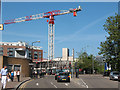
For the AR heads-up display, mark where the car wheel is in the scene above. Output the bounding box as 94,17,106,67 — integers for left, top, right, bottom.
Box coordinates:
68,80,70,82
55,77,57,80
57,80,59,82
109,77,112,80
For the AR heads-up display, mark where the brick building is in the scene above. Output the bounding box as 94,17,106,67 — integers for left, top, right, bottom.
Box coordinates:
0,41,43,77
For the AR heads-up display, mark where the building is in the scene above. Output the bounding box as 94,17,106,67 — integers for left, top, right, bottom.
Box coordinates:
62,48,69,61
0,41,43,76
45,48,75,70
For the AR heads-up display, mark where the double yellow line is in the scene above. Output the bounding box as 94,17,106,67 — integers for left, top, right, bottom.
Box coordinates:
19,79,33,90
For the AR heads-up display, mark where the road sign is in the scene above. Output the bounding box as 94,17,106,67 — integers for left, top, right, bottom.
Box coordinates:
0,24,3,30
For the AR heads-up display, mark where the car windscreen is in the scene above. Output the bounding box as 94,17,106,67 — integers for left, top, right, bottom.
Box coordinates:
113,72,119,75
59,73,69,76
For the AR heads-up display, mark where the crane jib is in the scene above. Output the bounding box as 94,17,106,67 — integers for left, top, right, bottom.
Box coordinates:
4,6,82,25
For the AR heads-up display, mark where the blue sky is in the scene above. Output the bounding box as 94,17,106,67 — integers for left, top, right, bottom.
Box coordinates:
2,0,120,2
1,2,118,58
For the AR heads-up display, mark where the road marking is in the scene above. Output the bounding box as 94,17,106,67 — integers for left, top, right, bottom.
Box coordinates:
36,83,39,86
53,85,57,88
65,83,69,86
71,78,89,88
50,82,57,88
19,79,33,90
77,83,80,85
80,78,88,88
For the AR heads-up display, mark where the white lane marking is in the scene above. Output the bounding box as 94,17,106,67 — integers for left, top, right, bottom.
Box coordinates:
36,83,39,86
53,85,57,88
77,83,80,85
50,82,57,88
80,79,88,88
65,83,69,86
51,82,53,85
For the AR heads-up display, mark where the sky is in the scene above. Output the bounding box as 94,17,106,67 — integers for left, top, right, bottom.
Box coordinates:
1,2,118,58
1,0,120,2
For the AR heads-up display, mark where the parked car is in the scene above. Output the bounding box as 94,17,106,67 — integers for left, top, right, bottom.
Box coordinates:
118,73,120,82
57,72,70,82
109,71,119,80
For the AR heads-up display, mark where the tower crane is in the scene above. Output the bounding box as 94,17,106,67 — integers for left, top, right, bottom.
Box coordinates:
4,6,82,68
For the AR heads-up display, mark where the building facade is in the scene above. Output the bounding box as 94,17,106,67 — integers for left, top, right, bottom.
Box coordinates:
0,41,43,76
42,48,75,70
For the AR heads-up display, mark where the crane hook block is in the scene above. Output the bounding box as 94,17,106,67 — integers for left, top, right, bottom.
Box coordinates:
73,11,77,17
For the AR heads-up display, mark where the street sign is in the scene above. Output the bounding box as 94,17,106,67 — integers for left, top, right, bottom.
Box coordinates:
0,24,3,30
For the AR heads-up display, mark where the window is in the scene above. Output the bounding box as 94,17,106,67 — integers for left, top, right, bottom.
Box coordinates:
34,55,38,59
34,51,37,54
34,57,38,59
39,52,41,55
16,51,25,56
7,48,13,51
7,52,14,57
39,55,41,58
0,52,3,55
7,65,13,72
0,47,3,50
14,65,21,71
0,47,3,55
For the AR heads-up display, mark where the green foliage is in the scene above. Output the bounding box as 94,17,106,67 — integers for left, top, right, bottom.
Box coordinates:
76,51,104,74
98,13,120,71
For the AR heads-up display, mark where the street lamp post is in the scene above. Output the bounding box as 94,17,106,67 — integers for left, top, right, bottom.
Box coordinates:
32,40,40,78
60,57,62,69
103,59,106,73
72,49,74,78
92,56,95,74
43,51,48,74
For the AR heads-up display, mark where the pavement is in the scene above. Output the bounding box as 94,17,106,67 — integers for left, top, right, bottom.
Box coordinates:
0,76,31,89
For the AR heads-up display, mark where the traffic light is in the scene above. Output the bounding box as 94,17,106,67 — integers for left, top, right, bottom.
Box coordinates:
36,62,39,68
69,62,71,68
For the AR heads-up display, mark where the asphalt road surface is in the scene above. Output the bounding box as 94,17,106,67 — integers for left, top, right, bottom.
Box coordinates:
19,75,118,89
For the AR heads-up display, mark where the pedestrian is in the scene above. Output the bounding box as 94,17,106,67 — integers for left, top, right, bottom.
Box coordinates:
35,71,37,78
0,65,9,89
8,71,11,79
16,69,20,82
10,70,14,82
14,70,17,81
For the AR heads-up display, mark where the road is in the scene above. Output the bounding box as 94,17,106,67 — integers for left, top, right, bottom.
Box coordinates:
19,75,118,89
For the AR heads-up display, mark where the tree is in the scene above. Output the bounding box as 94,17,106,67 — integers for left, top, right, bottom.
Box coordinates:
98,14,120,71
76,51,104,74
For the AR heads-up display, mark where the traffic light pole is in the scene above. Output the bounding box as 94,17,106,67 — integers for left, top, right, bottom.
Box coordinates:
72,49,74,78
